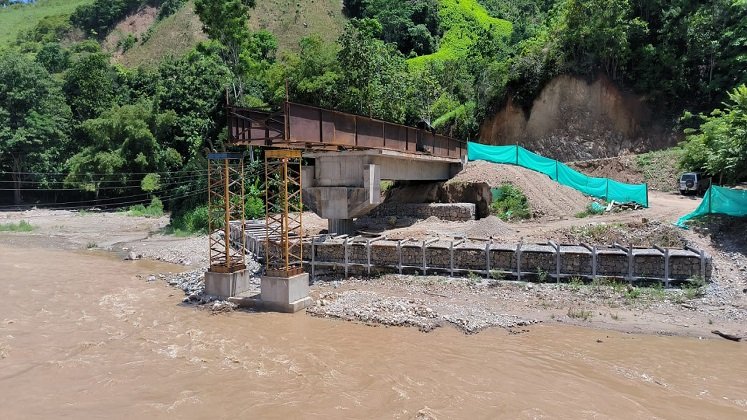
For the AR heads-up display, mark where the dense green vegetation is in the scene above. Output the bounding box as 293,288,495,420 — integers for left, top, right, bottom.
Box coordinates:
490,184,531,221
681,84,747,184
2,0,747,230
127,196,164,217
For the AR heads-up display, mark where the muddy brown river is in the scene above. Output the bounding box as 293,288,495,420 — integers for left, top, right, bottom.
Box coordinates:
1,245,745,419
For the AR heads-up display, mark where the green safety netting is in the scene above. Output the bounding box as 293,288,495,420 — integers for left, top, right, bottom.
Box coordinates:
676,185,747,227
467,142,649,207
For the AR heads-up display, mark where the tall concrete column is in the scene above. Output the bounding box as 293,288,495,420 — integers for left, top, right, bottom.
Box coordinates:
328,218,355,235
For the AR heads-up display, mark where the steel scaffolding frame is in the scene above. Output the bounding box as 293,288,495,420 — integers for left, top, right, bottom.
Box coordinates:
207,153,246,273
264,149,304,277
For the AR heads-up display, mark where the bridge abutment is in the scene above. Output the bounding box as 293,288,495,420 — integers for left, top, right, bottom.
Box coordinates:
302,150,463,234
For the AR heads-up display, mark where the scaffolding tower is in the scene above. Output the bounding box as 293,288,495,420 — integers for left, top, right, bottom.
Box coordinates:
207,153,246,273
264,149,304,277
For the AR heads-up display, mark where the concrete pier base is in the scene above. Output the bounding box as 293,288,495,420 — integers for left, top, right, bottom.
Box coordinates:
205,269,253,298
253,273,312,313
328,218,355,235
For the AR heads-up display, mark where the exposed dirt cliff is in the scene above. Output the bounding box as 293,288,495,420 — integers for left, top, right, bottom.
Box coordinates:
479,75,680,161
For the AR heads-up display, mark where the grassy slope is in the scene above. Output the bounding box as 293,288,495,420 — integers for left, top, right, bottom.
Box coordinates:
0,0,93,45
408,0,512,71
635,148,684,192
248,0,346,51
118,1,206,68
120,0,346,68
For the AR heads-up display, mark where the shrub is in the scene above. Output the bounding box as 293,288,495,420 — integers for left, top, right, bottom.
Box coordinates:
575,201,606,218
170,205,209,234
490,183,530,221
0,220,34,232
127,196,164,217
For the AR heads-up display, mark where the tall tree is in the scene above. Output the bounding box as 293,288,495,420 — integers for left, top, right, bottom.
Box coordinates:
561,0,647,80
63,53,118,121
337,19,411,122
155,45,232,157
0,52,72,204
194,0,255,104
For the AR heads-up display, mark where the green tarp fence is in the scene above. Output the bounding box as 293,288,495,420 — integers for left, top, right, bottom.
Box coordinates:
676,185,747,227
467,142,649,207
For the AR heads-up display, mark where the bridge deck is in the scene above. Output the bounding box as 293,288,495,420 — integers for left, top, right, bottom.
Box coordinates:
227,102,466,160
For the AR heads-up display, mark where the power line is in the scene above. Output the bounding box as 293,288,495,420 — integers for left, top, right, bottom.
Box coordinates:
0,175,208,191
0,188,207,213
0,169,210,176
0,172,208,185
0,182,206,209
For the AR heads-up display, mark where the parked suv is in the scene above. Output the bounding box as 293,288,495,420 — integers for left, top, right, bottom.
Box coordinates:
679,172,711,195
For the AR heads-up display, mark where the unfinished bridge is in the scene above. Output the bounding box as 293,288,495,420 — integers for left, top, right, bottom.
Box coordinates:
227,101,466,235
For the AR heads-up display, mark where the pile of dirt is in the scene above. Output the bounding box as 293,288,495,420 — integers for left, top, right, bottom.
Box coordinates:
567,155,643,185
463,215,515,238
567,149,683,192
447,161,590,219
552,221,686,248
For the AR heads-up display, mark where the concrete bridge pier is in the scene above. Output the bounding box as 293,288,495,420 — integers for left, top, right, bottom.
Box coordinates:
302,150,462,235
328,218,356,236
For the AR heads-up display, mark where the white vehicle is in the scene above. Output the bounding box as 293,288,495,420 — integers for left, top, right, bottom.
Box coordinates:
679,172,711,195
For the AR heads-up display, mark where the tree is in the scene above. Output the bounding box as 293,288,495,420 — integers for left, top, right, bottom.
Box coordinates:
65,101,181,199
337,19,411,122
681,84,747,184
0,51,72,204
36,42,70,74
270,36,342,108
63,53,118,121
561,0,647,80
155,44,232,157
194,0,256,104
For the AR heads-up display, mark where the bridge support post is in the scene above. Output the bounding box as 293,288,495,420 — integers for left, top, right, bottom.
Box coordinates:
261,149,312,312
205,153,249,298
328,219,355,235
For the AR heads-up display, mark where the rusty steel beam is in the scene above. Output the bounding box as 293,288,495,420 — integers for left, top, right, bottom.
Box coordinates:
227,101,466,159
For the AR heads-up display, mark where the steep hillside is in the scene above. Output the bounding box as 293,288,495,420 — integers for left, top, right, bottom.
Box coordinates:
408,0,511,70
479,75,679,161
117,0,346,67
249,0,346,50
117,1,206,68
0,0,92,45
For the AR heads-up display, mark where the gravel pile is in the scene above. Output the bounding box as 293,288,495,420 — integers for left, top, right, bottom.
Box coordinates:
308,290,537,333
463,215,515,238
126,235,209,266
449,161,590,219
